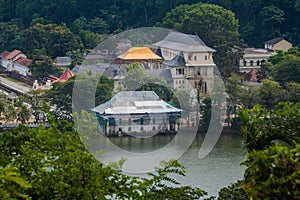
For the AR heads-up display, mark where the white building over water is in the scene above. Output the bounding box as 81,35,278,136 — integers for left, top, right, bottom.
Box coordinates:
92,91,182,136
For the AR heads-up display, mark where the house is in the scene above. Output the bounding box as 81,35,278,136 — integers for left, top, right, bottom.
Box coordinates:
53,56,72,71
0,50,32,76
51,69,74,83
102,64,127,88
236,37,292,73
92,91,182,136
238,69,261,86
153,31,216,93
238,48,275,73
264,37,292,52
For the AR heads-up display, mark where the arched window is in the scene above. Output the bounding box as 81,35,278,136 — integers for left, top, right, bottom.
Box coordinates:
243,60,247,66
257,60,260,66
250,60,253,66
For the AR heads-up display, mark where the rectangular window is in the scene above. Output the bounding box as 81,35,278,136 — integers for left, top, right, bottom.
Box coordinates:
194,56,197,61
205,55,208,60
176,68,184,75
188,55,192,60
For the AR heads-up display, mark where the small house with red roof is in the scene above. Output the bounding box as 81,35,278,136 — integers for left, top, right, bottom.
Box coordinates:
52,69,74,83
0,50,32,76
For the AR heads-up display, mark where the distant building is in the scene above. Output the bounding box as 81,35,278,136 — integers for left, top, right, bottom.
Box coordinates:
0,50,32,76
92,91,182,136
236,37,292,73
103,64,126,88
153,31,216,93
53,56,72,71
51,69,74,83
264,37,292,52
238,48,275,73
238,69,261,86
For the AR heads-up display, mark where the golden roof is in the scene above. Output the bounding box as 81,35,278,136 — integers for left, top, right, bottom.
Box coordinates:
117,47,162,60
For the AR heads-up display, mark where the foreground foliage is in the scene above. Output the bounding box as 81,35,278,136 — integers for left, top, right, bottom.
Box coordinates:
0,167,31,200
0,115,212,199
244,144,300,199
239,102,300,199
218,180,248,200
239,102,300,152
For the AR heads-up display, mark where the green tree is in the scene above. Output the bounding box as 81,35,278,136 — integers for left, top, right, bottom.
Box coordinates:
285,81,300,103
4,103,17,123
79,30,105,49
21,23,83,58
0,167,31,200
258,5,285,39
243,143,300,199
272,56,300,83
47,74,114,120
95,75,114,105
16,104,31,124
259,79,283,109
30,49,61,78
239,102,300,199
86,17,109,34
66,49,84,67
239,102,300,152
124,63,172,101
0,22,20,51
238,86,260,109
226,73,243,124
218,180,249,200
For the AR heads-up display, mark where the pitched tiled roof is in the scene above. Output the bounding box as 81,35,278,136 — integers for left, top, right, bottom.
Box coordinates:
244,69,258,82
5,50,21,60
52,69,74,83
14,57,32,66
153,31,215,53
154,47,164,59
117,47,162,60
103,66,126,78
264,37,284,45
163,51,186,67
0,51,10,58
53,57,72,66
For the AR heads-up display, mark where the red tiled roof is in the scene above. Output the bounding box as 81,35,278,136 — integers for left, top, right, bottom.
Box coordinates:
14,57,32,66
5,50,21,60
52,69,74,83
0,51,10,58
244,69,258,82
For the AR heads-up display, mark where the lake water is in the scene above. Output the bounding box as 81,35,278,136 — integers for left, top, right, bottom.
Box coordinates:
96,130,246,197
